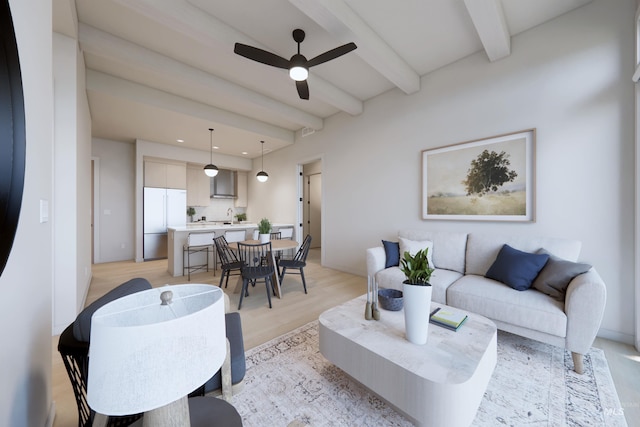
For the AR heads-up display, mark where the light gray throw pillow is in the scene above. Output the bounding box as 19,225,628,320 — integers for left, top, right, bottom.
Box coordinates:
533,249,591,301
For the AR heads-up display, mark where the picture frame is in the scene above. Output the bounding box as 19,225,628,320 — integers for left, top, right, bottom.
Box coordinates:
422,129,535,222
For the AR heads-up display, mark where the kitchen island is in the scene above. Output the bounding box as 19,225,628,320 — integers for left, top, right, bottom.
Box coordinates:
167,223,295,277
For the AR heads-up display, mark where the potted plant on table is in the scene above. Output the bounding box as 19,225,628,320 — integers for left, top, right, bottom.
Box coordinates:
258,218,272,243
187,207,196,222
399,248,434,345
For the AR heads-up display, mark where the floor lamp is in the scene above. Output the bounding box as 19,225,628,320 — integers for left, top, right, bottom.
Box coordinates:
87,284,227,427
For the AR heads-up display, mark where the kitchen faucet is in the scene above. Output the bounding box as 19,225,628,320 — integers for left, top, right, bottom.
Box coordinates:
227,207,234,224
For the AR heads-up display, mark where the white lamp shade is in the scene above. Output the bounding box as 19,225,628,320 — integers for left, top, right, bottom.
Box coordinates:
87,284,225,416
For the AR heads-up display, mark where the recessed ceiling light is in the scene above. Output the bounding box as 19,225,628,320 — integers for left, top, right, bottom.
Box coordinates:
176,139,184,143
213,146,219,149
242,151,248,155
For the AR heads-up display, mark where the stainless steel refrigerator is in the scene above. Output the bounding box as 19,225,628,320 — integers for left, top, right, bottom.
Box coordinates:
143,187,187,260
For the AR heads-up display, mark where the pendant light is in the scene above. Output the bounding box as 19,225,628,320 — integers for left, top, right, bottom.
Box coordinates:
203,128,219,177
256,140,269,182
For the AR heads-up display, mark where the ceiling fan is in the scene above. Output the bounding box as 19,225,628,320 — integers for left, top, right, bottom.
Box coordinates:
234,29,357,100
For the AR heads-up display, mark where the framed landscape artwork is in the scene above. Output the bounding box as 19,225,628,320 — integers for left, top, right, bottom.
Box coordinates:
422,129,535,221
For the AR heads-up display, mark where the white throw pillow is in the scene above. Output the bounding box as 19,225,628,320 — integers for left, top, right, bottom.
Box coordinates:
398,237,434,268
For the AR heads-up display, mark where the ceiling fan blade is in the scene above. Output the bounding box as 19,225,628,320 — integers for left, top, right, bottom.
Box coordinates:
234,43,290,69
296,80,309,100
306,42,357,68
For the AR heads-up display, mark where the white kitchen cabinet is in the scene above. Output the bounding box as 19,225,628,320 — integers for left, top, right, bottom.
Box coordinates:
235,171,248,208
187,165,211,207
144,160,186,189
166,163,187,189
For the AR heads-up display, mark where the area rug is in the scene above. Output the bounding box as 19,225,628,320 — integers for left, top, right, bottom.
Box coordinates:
232,321,627,426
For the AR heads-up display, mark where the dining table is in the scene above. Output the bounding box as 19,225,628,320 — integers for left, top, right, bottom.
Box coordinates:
227,239,299,298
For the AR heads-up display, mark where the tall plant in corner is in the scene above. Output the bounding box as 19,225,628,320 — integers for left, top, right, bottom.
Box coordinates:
399,248,434,345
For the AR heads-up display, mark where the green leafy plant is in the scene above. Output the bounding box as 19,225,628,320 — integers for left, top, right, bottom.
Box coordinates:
399,248,434,286
186,207,196,220
258,217,272,234
235,212,247,222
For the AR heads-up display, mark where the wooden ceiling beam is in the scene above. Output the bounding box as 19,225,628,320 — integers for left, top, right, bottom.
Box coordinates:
290,0,420,95
463,0,511,62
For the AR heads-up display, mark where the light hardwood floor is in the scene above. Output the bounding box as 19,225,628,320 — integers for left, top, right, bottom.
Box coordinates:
52,250,639,426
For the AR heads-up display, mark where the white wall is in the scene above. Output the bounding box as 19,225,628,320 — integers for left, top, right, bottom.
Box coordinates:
0,0,54,425
52,32,92,335
250,0,635,343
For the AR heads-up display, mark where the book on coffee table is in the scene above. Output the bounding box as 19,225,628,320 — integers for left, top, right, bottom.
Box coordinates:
430,307,468,331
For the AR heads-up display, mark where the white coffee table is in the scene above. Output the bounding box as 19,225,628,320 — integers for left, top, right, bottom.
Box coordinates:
318,295,497,427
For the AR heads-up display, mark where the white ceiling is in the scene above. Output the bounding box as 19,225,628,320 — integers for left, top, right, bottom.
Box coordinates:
53,0,592,159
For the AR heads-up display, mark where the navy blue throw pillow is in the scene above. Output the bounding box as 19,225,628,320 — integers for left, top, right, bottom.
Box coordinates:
485,244,550,291
382,240,400,268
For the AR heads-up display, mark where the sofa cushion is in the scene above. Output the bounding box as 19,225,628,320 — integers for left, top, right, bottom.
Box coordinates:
532,249,592,301
73,277,152,342
398,230,467,274
375,267,461,305
465,233,581,276
447,275,567,337
485,244,549,291
382,240,400,268
398,237,434,268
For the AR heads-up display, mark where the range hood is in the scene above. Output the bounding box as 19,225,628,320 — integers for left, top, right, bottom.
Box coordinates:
210,169,237,199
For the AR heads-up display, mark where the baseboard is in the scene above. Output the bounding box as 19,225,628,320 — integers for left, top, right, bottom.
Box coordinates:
45,402,55,427
597,327,635,346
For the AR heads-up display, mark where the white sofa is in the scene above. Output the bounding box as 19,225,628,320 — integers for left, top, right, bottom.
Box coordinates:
366,230,607,373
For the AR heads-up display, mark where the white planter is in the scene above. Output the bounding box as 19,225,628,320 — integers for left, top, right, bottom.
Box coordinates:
259,233,270,243
402,283,432,345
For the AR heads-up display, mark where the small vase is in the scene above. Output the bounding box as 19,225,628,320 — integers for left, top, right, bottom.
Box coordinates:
402,282,432,345
259,233,270,243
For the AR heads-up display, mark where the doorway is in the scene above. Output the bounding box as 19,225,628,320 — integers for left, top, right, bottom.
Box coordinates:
301,160,322,250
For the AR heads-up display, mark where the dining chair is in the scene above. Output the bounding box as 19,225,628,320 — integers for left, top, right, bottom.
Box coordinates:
270,231,281,240
214,235,244,289
183,232,215,280
236,241,275,309
277,227,294,259
279,234,312,294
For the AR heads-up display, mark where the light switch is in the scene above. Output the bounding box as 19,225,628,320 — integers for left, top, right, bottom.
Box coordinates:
104,209,111,215
40,199,49,223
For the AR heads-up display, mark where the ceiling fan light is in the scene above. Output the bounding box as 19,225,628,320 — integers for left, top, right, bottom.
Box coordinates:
289,66,308,81
256,171,269,182
204,164,219,177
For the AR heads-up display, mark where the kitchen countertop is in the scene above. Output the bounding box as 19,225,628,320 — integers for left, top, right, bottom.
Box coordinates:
168,223,293,232
166,222,295,277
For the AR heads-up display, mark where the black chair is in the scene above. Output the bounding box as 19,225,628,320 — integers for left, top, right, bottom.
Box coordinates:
58,278,246,426
58,324,144,427
237,241,275,309
214,235,243,289
279,234,312,294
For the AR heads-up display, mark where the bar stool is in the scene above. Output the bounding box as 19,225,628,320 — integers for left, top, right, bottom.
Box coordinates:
225,229,246,243
183,232,215,280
